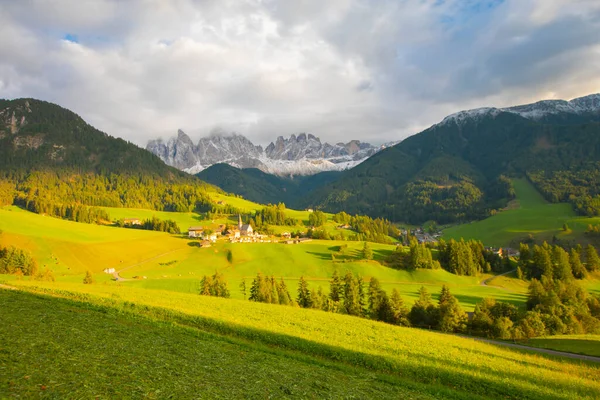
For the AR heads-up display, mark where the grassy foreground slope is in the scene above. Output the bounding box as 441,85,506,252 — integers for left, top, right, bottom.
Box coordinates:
443,179,599,247
0,206,527,310
2,284,599,399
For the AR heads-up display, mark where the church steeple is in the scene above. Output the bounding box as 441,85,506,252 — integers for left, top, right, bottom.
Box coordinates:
238,214,242,230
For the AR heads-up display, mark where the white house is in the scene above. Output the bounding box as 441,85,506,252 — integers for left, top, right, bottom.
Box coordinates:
188,226,204,238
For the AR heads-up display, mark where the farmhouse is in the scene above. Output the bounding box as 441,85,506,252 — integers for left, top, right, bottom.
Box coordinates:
188,226,204,238
281,232,291,238
123,218,141,225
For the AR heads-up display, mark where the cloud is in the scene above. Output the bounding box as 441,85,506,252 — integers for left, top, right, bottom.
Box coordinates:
0,0,599,147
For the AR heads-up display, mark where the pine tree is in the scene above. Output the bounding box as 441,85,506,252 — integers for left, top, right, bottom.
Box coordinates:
585,245,600,272
437,286,467,333
569,249,586,279
368,277,383,318
390,288,410,326
329,269,343,302
409,286,436,328
226,249,233,263
83,270,94,285
362,242,373,260
199,275,213,296
553,246,573,280
343,271,361,316
297,276,311,308
278,277,292,305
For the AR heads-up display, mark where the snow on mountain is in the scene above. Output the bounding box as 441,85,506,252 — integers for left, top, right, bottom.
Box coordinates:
438,93,600,127
147,131,393,176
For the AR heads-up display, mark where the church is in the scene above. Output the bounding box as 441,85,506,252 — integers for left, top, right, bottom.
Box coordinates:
238,214,253,236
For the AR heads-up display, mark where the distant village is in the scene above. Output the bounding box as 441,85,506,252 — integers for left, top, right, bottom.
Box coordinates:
186,215,313,247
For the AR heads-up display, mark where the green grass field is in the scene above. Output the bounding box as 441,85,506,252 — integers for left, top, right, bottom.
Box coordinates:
0,205,531,311
2,284,599,399
443,179,600,247
523,335,600,357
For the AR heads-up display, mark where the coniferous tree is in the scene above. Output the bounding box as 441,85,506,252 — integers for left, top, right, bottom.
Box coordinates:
310,286,327,310
553,246,573,280
297,276,312,308
437,285,467,333
277,277,292,305
329,269,343,303
569,249,586,279
343,271,362,316
362,242,373,260
409,286,437,328
83,270,94,285
368,277,383,318
389,288,410,326
585,245,600,272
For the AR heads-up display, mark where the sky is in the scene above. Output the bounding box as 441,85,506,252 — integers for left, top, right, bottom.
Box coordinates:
1,0,600,147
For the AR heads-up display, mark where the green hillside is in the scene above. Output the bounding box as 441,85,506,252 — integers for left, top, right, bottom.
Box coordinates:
443,179,600,247
305,109,600,224
2,285,599,399
0,206,527,311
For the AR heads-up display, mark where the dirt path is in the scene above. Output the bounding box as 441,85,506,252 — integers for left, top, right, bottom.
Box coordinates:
468,336,600,363
112,248,186,281
480,269,516,288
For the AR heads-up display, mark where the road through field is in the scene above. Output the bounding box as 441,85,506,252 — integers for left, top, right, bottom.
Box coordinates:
468,336,600,363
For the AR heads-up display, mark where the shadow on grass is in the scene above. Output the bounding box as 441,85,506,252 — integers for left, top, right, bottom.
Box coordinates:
11,286,599,400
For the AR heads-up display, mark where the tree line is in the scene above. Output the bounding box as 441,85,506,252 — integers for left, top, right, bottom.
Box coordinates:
116,216,181,234
199,269,600,340
386,238,507,276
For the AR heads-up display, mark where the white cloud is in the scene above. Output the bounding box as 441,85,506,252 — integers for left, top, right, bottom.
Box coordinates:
0,0,599,147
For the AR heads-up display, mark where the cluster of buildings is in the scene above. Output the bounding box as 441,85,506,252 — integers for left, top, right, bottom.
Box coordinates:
188,215,275,246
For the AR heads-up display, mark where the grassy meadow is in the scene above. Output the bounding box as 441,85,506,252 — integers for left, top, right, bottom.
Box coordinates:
443,179,600,248
0,205,530,311
1,284,599,399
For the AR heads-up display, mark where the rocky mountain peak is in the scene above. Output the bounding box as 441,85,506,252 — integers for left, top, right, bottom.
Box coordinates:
147,131,387,176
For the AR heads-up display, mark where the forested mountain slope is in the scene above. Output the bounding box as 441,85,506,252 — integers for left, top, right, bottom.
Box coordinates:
307,94,600,223
0,98,218,216
197,163,341,207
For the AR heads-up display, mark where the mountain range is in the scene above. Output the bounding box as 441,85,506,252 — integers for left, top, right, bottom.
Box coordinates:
2,93,600,225
197,93,600,224
146,130,397,176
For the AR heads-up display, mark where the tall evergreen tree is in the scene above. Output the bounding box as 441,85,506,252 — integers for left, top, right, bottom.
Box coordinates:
343,271,362,316
368,277,383,318
362,242,373,260
390,288,410,326
437,286,467,333
409,286,437,328
569,249,586,279
297,276,312,308
585,245,600,272
329,269,343,302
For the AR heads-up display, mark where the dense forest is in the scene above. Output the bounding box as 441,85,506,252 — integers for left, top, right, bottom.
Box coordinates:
528,163,600,216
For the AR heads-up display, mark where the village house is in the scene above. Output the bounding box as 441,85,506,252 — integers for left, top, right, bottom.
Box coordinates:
188,226,204,238
281,231,291,239
203,232,218,242
123,218,141,226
